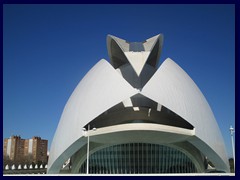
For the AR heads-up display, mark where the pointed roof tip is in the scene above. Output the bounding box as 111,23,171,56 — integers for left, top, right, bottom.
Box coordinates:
106,34,113,41
107,34,127,41
107,34,120,39
152,34,161,38
145,34,163,42
107,35,128,47
157,33,164,41
107,34,117,42
107,34,113,38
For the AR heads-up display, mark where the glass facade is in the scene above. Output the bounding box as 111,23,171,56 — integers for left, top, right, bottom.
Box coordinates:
79,143,197,174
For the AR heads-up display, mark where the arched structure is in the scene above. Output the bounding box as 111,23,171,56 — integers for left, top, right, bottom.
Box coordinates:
47,34,229,174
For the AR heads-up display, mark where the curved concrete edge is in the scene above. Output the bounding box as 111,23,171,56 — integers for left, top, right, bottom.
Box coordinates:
141,58,229,172
67,123,196,173
144,34,164,67
70,124,223,173
107,35,129,68
188,137,229,172
47,59,138,173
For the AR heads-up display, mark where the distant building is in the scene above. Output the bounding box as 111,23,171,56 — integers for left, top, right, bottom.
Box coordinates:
3,136,48,164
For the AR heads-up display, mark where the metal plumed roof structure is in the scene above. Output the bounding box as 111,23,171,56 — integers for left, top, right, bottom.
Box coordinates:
47,34,229,174
107,34,163,75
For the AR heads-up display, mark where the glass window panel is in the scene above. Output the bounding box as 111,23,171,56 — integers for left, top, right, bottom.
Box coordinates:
79,143,198,174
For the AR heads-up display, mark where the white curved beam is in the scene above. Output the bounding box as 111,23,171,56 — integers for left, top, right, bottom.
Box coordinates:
107,35,129,69
144,34,163,67
70,123,197,173
48,59,138,173
141,58,229,172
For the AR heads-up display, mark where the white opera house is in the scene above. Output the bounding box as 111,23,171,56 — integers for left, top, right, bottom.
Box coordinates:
47,34,229,174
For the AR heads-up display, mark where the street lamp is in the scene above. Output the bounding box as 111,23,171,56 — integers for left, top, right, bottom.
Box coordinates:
229,125,235,172
82,124,96,174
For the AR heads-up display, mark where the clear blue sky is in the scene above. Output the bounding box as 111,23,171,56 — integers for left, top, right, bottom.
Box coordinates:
3,4,235,157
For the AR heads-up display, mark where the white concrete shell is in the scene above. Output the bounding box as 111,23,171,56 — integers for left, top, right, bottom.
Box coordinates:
47,59,138,173
48,34,229,173
141,58,229,171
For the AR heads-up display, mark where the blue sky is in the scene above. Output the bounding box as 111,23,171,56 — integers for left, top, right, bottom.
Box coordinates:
3,4,235,157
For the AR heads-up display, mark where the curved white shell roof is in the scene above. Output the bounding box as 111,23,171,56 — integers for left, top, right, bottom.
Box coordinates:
48,35,229,173
48,59,138,172
141,58,229,171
